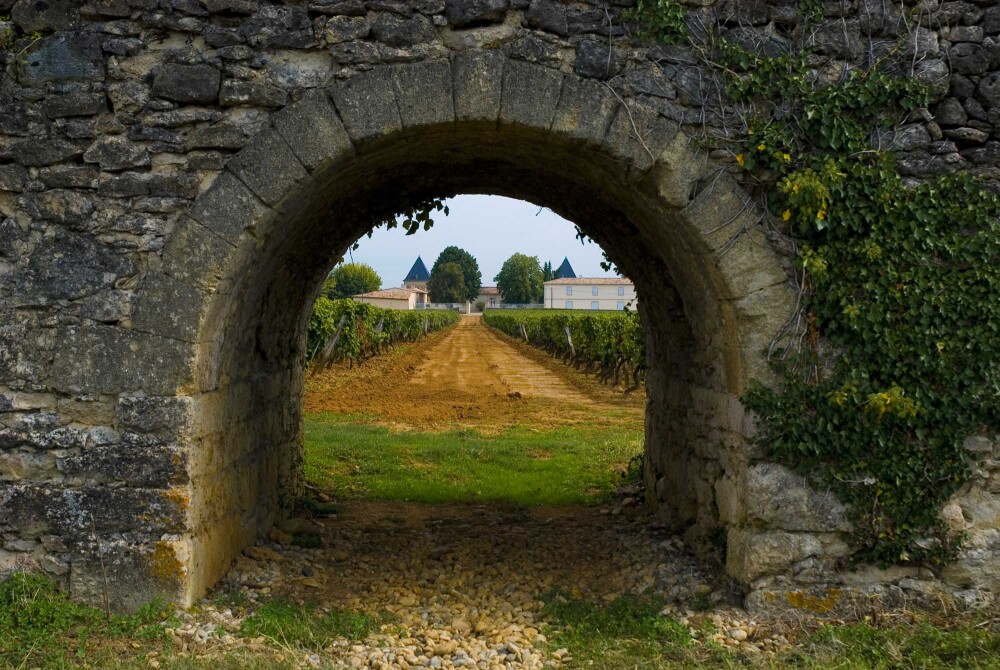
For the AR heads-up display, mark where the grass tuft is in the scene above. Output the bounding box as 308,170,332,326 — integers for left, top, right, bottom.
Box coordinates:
239,599,384,649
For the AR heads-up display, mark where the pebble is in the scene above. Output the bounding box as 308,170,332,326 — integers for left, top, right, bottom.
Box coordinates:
167,500,794,668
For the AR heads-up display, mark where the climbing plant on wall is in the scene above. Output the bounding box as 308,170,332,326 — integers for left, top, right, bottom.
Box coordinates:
631,6,1000,566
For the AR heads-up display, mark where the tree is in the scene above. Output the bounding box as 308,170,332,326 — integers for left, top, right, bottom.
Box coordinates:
431,246,481,302
325,262,381,299
542,260,554,282
427,262,467,303
495,254,544,304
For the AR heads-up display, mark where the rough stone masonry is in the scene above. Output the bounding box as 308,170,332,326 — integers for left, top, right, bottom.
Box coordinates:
0,0,998,612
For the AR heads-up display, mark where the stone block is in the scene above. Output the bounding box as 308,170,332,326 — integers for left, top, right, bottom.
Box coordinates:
69,539,189,612
325,15,370,43
744,463,851,532
651,131,706,208
43,92,107,118
161,216,237,292
603,102,679,173
445,0,507,27
391,60,454,129
0,165,28,192
941,528,1000,591
550,76,619,146
329,67,403,147
20,227,131,304
10,138,84,166
371,13,437,47
12,0,80,31
727,528,823,583
711,228,788,300
526,0,567,36
0,484,188,536
186,124,247,151
189,171,272,244
226,129,308,207
16,33,103,86
24,188,95,225
499,59,562,131
117,396,195,440
48,326,197,396
273,89,355,173
83,137,150,171
574,39,619,80
59,438,187,488
679,173,755,255
220,80,288,108
132,272,210,343
452,50,504,123
151,64,221,104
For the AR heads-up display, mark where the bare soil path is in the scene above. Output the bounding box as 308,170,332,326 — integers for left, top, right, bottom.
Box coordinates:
304,315,643,432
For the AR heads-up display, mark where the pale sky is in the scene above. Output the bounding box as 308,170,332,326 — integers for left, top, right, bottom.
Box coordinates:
343,195,616,288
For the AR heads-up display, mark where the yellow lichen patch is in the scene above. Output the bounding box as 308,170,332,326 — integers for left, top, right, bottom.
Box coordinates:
164,487,191,509
785,588,841,613
148,541,186,582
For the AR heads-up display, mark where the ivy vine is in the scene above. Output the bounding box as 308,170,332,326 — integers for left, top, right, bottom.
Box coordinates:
629,11,1000,566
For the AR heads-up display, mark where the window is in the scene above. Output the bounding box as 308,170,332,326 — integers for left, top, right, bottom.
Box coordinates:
565,300,573,309
618,286,625,296
592,286,598,296
617,301,624,310
591,301,599,310
566,286,573,296
489,299,496,307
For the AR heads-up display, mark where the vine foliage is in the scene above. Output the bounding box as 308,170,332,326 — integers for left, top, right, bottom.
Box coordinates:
628,7,1000,566
722,42,1000,566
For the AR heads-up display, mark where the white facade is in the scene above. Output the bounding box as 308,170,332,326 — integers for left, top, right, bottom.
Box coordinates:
353,287,425,310
542,278,636,311
477,287,501,309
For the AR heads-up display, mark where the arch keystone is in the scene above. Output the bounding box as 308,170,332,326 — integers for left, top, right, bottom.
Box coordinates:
452,50,504,123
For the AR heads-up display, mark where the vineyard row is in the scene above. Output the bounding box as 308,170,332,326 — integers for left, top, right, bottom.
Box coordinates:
481,309,645,388
308,298,460,369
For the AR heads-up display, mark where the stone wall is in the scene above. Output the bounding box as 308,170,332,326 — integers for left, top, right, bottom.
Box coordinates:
0,0,997,612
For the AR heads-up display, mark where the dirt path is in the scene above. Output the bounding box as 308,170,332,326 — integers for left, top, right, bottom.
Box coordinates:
304,315,642,432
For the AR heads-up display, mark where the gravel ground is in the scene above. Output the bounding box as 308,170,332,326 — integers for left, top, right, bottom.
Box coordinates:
168,498,793,668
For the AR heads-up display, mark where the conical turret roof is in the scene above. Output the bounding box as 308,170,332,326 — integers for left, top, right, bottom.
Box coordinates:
555,256,576,279
404,256,430,282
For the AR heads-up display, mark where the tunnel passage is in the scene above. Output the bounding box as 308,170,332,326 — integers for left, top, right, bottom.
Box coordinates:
125,55,796,605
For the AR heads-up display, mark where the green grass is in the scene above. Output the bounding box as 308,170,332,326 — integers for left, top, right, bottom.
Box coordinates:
0,572,176,668
542,592,1000,669
303,414,643,505
3,574,999,669
239,600,384,648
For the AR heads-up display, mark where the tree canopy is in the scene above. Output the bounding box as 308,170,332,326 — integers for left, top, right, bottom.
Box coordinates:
324,263,381,299
494,254,544,304
542,260,554,282
427,262,467,303
431,246,481,302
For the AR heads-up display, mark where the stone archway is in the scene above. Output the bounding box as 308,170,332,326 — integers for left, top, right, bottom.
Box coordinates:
114,54,798,607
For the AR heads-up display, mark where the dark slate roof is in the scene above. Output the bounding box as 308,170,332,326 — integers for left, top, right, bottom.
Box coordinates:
555,257,576,279
404,256,430,282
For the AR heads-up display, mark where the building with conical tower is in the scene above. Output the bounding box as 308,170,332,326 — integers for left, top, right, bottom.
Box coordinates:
555,256,576,279
403,256,430,290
